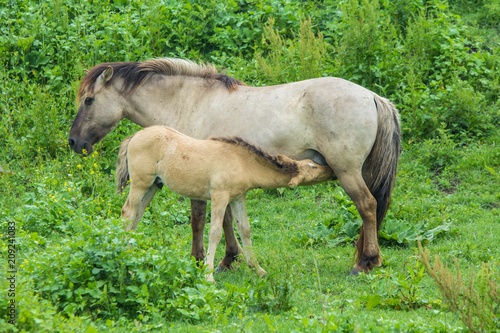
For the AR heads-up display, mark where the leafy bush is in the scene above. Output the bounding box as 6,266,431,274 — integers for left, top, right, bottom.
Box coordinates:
478,0,500,27
334,0,398,88
21,220,222,321
414,126,458,173
255,16,327,84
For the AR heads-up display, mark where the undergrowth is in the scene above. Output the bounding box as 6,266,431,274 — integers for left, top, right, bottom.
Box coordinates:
419,242,500,332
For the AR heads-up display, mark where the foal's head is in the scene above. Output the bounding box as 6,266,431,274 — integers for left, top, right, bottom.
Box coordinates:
279,155,334,187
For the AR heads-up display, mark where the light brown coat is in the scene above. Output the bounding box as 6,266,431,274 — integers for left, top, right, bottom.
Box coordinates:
116,125,333,282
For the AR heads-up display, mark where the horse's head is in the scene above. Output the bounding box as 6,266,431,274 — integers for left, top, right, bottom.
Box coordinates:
283,156,334,187
68,66,124,155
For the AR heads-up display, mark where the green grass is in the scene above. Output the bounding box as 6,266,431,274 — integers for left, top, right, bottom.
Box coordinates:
3,132,497,331
1,0,499,331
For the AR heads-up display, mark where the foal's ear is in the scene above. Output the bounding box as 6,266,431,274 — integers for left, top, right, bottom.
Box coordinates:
288,174,303,188
276,154,293,164
95,66,114,91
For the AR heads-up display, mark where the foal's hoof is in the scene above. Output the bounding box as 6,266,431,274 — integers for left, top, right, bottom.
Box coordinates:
256,267,267,277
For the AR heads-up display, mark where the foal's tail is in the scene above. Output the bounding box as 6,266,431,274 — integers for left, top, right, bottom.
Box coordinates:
364,95,402,230
116,135,134,194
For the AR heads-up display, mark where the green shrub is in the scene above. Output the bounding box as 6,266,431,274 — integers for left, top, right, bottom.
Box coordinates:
21,220,221,321
255,16,327,84
479,0,500,27
360,253,442,310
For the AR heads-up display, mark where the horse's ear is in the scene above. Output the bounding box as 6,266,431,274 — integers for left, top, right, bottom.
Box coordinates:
95,66,114,91
102,66,114,82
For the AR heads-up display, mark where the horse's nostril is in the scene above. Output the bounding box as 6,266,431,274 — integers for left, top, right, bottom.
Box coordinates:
68,138,75,148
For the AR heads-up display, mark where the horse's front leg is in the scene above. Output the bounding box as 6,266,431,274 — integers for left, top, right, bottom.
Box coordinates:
218,206,244,271
190,199,207,261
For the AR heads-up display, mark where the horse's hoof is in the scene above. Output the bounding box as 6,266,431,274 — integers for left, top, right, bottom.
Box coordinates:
215,265,229,274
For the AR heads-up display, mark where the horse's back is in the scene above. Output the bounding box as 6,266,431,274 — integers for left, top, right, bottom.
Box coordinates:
229,77,380,163
188,77,378,161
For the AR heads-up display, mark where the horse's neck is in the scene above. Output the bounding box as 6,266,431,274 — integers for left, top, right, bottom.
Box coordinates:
127,76,224,131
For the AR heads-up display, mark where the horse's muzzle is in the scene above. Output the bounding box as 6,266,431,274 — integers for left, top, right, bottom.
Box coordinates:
68,137,93,155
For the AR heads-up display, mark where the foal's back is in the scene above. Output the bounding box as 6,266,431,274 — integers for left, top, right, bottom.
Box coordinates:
126,126,257,200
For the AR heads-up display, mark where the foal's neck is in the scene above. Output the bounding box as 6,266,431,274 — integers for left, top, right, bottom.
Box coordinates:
245,159,295,190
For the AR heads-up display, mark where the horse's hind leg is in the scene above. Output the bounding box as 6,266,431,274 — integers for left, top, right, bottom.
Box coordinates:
122,182,159,232
229,195,267,277
336,171,380,274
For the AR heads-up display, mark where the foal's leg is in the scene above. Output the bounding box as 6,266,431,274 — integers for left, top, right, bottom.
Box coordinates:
205,192,230,283
218,206,244,271
228,195,267,277
191,200,243,267
122,183,159,232
336,171,380,274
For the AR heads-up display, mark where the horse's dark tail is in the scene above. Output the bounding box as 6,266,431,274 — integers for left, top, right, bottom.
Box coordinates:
364,95,402,231
116,135,134,194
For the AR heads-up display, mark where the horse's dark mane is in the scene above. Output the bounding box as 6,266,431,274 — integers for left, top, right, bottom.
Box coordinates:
209,136,299,175
77,58,245,100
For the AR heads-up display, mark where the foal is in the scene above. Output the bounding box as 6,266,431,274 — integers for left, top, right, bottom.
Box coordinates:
116,125,333,282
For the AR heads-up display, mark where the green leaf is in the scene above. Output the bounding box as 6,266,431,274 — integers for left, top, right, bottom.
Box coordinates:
366,295,382,310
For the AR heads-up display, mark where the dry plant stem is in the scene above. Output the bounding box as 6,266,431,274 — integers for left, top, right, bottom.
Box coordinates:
418,241,500,332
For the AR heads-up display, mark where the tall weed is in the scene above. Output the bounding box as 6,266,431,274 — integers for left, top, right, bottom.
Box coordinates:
255,16,327,84
419,243,500,332
334,0,398,90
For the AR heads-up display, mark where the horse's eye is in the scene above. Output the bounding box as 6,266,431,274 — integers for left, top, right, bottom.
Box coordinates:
84,97,94,106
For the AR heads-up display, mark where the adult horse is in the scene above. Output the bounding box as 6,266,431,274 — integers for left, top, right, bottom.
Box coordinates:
68,58,401,274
